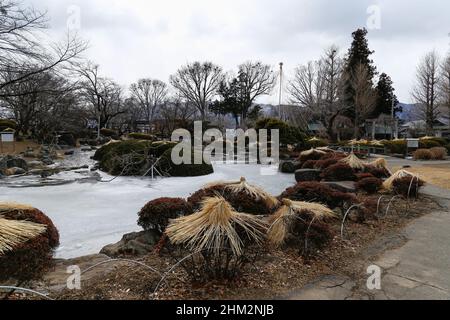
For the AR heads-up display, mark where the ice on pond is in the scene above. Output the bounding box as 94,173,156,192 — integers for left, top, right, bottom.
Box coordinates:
0,157,295,259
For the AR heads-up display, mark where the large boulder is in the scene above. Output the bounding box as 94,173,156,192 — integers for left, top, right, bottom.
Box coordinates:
100,230,160,258
0,155,28,172
295,169,322,183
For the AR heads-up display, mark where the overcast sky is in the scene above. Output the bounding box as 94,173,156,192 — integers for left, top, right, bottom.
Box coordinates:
28,0,450,104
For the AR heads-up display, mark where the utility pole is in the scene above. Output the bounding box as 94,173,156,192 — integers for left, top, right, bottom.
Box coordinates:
279,62,283,119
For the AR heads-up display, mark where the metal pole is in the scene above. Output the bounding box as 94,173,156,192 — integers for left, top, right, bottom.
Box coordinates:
279,62,283,119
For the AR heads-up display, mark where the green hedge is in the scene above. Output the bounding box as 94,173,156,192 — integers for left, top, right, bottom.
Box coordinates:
128,133,156,141
93,140,212,177
256,118,307,146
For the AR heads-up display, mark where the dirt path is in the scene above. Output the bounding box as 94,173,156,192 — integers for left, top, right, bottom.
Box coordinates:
285,185,450,300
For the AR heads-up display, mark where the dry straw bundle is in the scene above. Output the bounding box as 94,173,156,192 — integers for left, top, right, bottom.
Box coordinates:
340,153,366,170
382,169,415,191
368,158,392,175
300,148,326,157
206,177,278,209
268,199,336,247
166,196,268,256
0,217,47,255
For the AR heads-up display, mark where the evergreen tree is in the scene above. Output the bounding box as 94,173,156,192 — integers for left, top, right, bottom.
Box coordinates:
342,28,377,118
210,79,243,128
373,73,401,118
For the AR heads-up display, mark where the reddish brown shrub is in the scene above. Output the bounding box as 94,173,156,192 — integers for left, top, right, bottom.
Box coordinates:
286,220,334,255
299,150,325,162
321,163,357,181
364,166,391,179
392,176,425,198
279,181,356,209
187,185,273,215
138,198,193,233
0,208,60,282
301,160,318,169
356,173,375,181
315,158,338,170
356,177,383,194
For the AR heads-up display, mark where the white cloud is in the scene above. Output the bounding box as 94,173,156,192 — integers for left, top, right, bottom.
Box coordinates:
27,0,450,103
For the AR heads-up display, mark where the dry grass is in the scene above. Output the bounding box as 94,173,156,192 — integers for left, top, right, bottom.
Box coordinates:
268,199,336,247
0,217,47,255
0,140,40,156
166,196,267,256
393,165,450,190
368,158,392,175
340,153,366,170
206,177,278,209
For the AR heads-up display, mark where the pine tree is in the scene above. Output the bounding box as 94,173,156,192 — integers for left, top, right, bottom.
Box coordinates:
342,28,377,127
373,73,401,118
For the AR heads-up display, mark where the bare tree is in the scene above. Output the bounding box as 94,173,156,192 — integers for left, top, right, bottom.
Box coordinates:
346,63,376,138
289,47,345,138
76,62,125,131
170,62,223,121
440,53,450,128
0,1,87,97
130,78,168,131
237,61,276,126
412,51,441,135
160,95,197,136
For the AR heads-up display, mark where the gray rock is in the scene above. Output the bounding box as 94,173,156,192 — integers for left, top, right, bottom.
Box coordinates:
295,169,322,183
100,230,160,258
64,150,75,156
324,181,356,193
0,155,28,171
41,157,54,165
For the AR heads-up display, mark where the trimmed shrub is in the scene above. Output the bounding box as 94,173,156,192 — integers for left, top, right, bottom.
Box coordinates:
158,148,214,177
100,128,117,137
315,158,339,170
188,185,273,215
321,163,357,181
0,207,59,283
299,150,325,162
279,181,356,209
430,147,447,160
356,173,375,181
364,166,391,179
392,176,425,198
302,160,318,169
138,198,193,233
94,141,180,176
413,149,433,160
383,140,407,154
280,161,301,173
356,177,383,194
306,138,328,149
129,133,156,141
419,139,443,149
256,118,307,146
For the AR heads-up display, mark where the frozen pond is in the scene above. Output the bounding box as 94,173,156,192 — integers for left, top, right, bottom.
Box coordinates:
0,151,295,259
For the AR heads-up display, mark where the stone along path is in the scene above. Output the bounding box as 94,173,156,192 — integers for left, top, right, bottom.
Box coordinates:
285,185,450,300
